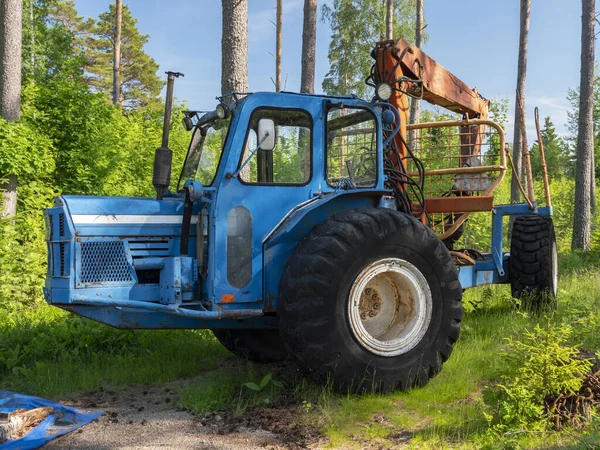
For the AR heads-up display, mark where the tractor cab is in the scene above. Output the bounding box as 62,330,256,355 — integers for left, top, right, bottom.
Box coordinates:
43,90,393,330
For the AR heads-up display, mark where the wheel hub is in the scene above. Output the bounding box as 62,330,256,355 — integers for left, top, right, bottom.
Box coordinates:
348,258,432,357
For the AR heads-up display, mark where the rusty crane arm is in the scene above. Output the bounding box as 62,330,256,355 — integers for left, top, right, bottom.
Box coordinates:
370,40,506,237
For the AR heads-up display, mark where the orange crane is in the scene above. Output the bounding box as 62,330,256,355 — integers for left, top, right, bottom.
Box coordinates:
369,39,506,241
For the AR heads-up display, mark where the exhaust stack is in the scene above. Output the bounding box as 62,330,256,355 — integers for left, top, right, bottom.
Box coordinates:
153,71,184,200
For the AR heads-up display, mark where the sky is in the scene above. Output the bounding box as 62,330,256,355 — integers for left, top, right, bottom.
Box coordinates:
72,0,593,138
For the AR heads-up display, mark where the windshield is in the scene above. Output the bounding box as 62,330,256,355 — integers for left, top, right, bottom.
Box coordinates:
178,116,232,189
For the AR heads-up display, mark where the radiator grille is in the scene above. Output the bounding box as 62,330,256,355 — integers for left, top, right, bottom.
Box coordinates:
59,243,67,276
80,241,133,284
59,213,65,236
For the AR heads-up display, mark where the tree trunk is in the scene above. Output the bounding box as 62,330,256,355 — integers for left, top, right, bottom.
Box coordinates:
29,0,34,74
591,151,596,214
510,0,530,205
572,0,595,250
408,0,423,127
112,0,122,106
385,0,393,40
300,0,316,177
0,0,22,121
300,0,316,94
275,0,282,92
221,0,248,98
0,0,22,218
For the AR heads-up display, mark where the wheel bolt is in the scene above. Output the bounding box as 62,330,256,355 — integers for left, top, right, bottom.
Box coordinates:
361,313,367,320
369,311,375,317
374,303,379,309
365,288,372,295
372,294,378,300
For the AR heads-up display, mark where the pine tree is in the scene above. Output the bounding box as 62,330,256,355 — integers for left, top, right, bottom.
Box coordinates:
221,0,248,98
572,0,595,251
510,0,531,205
300,0,316,94
0,0,23,218
88,4,163,109
530,117,568,180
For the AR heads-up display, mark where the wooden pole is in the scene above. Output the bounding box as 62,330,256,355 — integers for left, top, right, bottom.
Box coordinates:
517,90,535,205
534,107,552,207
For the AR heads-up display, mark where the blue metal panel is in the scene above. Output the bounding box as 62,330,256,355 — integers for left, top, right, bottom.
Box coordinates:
459,202,553,290
263,190,387,309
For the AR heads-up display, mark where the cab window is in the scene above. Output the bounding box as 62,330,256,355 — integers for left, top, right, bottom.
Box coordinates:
239,109,311,185
326,107,377,188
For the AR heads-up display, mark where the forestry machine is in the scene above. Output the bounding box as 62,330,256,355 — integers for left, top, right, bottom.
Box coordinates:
44,40,556,392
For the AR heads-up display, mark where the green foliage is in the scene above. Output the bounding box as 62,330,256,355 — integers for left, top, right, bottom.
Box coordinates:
530,117,570,181
322,0,418,99
489,320,592,432
0,116,54,181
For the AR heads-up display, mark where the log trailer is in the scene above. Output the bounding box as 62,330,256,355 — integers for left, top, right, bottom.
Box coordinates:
43,40,557,392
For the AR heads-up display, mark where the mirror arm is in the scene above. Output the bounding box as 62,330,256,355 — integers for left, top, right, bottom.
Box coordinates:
228,133,269,179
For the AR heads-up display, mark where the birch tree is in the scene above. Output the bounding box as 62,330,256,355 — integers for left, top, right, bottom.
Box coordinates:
572,0,595,251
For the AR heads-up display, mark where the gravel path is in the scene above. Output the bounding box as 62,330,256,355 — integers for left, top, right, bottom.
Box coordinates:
44,381,323,450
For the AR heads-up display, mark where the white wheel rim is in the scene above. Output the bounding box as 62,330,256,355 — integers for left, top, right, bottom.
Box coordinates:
348,258,432,357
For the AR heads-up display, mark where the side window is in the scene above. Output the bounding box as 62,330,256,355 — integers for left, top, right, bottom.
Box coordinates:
240,109,311,184
326,107,377,188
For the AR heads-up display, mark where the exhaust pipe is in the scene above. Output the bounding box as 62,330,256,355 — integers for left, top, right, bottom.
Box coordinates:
153,71,184,200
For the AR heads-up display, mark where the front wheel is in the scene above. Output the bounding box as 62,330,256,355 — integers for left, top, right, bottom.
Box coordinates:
212,329,287,363
278,208,463,393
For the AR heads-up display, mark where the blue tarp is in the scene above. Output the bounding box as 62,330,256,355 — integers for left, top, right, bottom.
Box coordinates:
0,391,101,450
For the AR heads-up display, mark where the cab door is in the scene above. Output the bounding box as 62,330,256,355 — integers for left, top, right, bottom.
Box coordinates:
209,94,325,307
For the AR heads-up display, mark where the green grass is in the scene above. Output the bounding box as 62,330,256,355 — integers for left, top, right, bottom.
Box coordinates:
2,251,600,449
0,303,228,397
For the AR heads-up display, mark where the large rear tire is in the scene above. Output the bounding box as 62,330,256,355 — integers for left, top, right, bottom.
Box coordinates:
510,215,558,309
278,208,463,393
212,329,287,364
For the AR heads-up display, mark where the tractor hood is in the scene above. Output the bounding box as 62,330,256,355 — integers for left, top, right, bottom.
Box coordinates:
55,195,193,237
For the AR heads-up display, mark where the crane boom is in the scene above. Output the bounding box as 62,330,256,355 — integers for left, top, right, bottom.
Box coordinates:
369,39,505,237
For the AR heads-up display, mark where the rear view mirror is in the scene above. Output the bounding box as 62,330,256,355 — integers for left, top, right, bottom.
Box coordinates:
258,119,275,151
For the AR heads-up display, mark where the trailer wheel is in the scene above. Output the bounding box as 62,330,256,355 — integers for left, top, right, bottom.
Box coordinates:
278,208,463,393
212,329,287,363
510,215,558,308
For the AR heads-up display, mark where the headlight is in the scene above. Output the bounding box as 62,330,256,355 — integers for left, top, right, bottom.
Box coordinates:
216,103,230,119
375,83,393,101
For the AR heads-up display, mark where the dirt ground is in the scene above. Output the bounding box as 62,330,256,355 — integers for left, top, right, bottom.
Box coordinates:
44,381,325,450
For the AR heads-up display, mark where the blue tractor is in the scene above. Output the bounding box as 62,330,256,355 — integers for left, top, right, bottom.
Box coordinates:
44,41,557,392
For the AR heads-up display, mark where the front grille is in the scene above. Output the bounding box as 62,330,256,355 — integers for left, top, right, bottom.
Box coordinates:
59,243,67,276
80,241,133,284
128,239,171,259
59,213,65,236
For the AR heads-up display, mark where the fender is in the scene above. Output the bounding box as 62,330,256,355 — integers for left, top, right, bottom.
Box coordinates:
262,189,392,311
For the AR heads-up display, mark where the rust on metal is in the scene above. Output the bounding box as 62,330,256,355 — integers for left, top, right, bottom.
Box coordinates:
386,39,490,119
422,196,494,213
